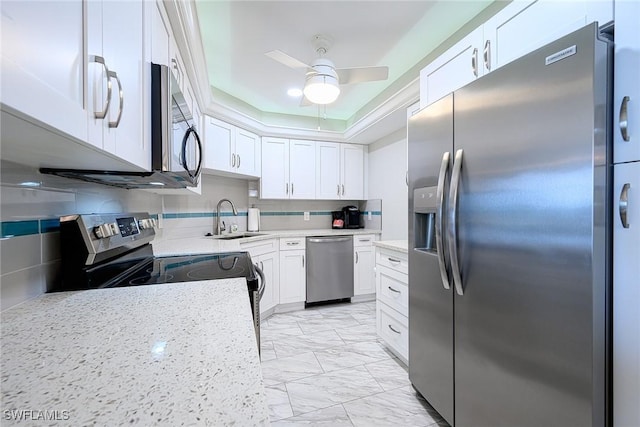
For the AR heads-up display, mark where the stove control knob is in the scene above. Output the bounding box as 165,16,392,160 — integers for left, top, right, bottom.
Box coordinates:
109,222,119,235
150,218,158,228
93,224,113,239
138,219,149,229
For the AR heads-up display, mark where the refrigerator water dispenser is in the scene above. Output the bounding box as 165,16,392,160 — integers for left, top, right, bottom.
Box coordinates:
413,186,437,253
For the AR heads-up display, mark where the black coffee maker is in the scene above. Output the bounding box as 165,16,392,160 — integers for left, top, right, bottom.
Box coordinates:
342,206,362,229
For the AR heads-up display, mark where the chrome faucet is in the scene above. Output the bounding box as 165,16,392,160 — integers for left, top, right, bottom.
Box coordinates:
216,198,238,235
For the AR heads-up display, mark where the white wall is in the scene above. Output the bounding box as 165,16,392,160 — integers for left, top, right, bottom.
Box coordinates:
367,128,408,241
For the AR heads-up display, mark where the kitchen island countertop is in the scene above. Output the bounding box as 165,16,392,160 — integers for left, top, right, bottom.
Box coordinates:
0,279,269,426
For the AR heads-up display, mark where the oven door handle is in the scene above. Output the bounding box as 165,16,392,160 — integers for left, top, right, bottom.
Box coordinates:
254,263,266,301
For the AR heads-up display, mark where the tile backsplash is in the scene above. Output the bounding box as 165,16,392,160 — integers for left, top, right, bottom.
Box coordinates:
1,161,382,311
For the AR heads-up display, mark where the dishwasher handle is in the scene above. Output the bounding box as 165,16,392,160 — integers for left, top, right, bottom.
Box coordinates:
307,236,352,243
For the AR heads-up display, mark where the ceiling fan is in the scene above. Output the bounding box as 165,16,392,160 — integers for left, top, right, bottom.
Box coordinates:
265,34,389,105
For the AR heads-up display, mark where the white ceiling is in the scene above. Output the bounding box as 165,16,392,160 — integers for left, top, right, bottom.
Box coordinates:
194,1,495,129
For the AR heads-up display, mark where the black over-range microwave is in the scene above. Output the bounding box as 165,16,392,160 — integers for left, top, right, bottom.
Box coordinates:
41,63,202,189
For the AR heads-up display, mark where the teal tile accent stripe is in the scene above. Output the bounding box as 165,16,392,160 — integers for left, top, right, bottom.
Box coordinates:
1,220,39,238
363,211,382,216
40,218,61,233
161,211,382,219
163,212,248,219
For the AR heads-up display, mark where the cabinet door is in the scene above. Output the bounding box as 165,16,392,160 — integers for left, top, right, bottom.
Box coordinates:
257,252,279,315
419,26,484,108
484,0,607,72
0,0,87,142
279,250,306,304
289,140,316,199
341,144,365,200
316,141,341,199
204,116,234,172
235,128,261,177
150,1,170,67
261,137,290,199
87,0,147,170
354,246,375,296
614,162,640,427
614,0,640,164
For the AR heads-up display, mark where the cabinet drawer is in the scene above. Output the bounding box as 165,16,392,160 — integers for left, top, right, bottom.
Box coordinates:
239,238,277,257
376,301,408,361
279,237,305,251
377,266,408,316
376,249,408,274
353,234,376,247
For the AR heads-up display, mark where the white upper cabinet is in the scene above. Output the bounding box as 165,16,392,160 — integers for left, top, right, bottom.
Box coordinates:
289,140,316,199
203,116,260,178
0,1,86,142
261,137,290,199
261,138,316,199
316,142,342,199
420,26,484,108
316,142,365,200
86,0,149,170
420,0,614,109
485,0,612,72
614,0,640,163
341,144,365,200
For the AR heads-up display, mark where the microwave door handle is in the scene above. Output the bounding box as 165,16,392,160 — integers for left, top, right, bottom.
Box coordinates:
181,126,202,179
435,151,451,290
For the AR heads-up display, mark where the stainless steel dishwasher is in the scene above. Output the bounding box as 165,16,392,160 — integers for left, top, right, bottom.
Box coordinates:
306,236,354,304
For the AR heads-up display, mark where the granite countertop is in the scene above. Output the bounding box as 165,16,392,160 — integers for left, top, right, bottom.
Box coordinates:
1,279,269,426
373,239,408,253
153,228,381,257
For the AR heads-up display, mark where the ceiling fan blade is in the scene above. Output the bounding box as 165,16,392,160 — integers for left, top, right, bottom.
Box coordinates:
336,66,389,84
265,50,311,70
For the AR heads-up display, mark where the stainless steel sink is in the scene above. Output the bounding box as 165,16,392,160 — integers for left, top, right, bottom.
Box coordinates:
215,232,266,240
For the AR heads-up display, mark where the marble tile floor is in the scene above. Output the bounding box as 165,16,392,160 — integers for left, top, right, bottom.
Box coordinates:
260,301,448,426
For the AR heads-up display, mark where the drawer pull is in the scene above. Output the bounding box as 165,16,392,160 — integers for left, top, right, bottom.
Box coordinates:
387,257,401,264
388,324,401,334
388,286,401,294
358,238,371,242
286,241,300,246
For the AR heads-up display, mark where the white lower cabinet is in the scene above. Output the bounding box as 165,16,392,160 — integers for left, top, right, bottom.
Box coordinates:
354,234,376,296
240,239,279,316
375,246,409,363
279,237,306,304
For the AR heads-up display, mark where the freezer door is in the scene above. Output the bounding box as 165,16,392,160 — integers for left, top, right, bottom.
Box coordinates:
451,24,610,427
407,94,454,426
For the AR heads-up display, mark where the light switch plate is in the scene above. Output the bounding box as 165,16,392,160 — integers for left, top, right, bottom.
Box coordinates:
304,211,310,221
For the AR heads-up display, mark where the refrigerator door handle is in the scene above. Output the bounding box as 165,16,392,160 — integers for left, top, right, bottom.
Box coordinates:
448,149,464,296
619,183,630,229
619,96,630,142
435,151,451,290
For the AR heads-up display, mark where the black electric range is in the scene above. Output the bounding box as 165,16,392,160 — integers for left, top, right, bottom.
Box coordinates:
50,213,264,350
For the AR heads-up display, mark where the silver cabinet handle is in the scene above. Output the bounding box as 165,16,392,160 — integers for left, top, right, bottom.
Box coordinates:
472,48,478,78
231,153,236,167
620,183,630,229
89,55,112,119
406,171,409,186
342,184,345,196
388,324,401,334
436,152,451,290
291,182,294,194
356,252,359,263
387,257,401,264
388,286,400,294
286,182,289,195
448,149,464,296
337,184,340,196
302,255,305,268
237,154,241,168
483,40,491,71
171,58,181,85
358,238,370,242
107,70,123,128
286,241,299,246
620,96,630,142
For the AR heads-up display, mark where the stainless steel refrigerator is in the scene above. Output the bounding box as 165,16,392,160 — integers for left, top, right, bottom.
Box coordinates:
408,23,611,427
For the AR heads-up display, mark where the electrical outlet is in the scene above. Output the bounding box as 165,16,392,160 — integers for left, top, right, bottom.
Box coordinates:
368,211,372,220
304,211,310,221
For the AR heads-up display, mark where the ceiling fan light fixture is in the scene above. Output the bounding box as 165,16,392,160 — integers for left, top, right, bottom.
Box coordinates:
304,74,340,104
